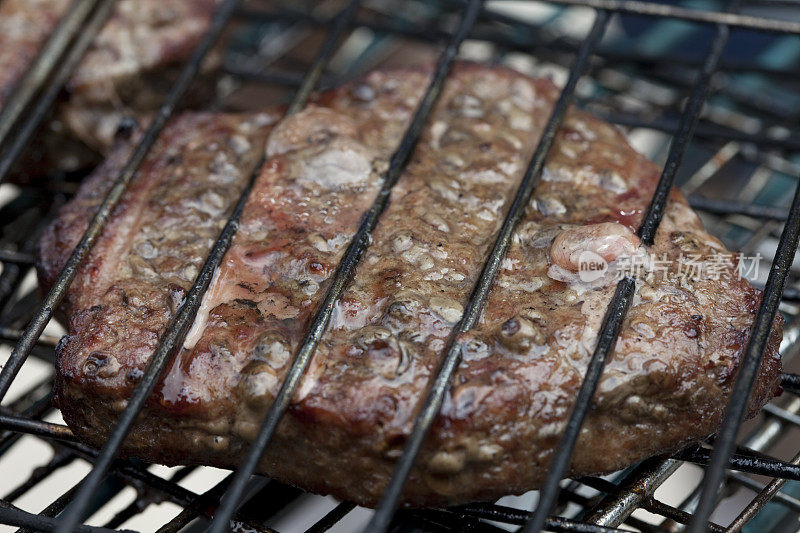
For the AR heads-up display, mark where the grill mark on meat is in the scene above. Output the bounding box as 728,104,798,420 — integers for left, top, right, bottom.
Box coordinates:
37,64,783,508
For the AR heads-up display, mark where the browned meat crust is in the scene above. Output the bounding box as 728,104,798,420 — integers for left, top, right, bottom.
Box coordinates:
0,0,218,179
37,64,783,507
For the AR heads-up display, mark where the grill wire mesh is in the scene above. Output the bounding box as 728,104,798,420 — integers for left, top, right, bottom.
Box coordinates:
0,0,799,531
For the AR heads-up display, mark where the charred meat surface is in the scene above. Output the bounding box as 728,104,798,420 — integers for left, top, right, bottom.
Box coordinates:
0,0,218,178
37,64,783,507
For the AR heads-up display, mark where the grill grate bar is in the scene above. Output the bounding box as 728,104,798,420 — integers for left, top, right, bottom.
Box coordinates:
101,466,198,530
0,1,245,528
236,1,800,134
194,1,373,529
234,1,800,174
0,413,77,443
728,472,800,513
596,112,800,152
52,442,201,510
3,449,75,503
643,498,726,533
725,450,800,532
225,57,800,153
543,0,800,34
304,502,357,533
155,474,235,533
0,503,130,533
0,250,34,265
407,507,619,532
597,351,800,530
367,10,610,533
465,0,800,126
43,0,244,520
781,372,800,394
19,484,80,533
675,445,800,481
583,458,679,527
0,0,796,531
8,422,287,532
451,502,638,532
0,0,118,184
155,473,279,533
0,326,60,348
222,62,800,155
526,2,736,530
208,1,487,530
0,230,51,321
240,2,800,78
688,156,800,531
0,385,53,456
686,196,789,221
762,402,800,427
0,0,240,405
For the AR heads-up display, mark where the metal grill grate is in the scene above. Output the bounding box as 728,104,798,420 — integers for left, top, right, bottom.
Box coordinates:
0,0,799,531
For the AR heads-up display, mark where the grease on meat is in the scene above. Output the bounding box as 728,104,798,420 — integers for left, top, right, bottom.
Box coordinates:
37,64,782,507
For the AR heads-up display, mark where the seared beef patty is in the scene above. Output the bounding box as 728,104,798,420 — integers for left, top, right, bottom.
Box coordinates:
37,64,783,507
0,0,217,178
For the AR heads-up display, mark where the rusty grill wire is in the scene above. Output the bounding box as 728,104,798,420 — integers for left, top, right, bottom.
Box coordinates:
0,0,798,531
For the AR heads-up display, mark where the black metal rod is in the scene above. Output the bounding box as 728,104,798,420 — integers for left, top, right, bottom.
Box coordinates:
201,3,364,532
44,438,202,512
3,450,74,503
284,1,358,116
304,502,357,533
48,2,245,531
0,0,118,183
526,6,734,531
726,451,800,533
728,472,800,513
208,2,483,531
0,0,106,154
0,0,239,405
687,196,788,221
155,474,235,533
0,414,76,443
244,5,800,82
762,402,800,428
689,176,800,531
642,498,725,533
0,326,59,348
99,466,197,530
540,0,800,34
0,250,35,264
0,504,129,533
0,1,792,531
781,372,800,395
0,385,54,456
526,281,635,533
27,484,80,530
452,503,631,532
637,38,732,245
366,10,610,533
676,446,800,481
597,111,800,152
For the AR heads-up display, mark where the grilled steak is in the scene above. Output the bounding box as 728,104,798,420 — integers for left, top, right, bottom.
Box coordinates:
0,0,217,179
37,64,783,507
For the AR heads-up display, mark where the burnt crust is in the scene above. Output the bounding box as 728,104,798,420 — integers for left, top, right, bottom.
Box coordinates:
37,63,783,507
